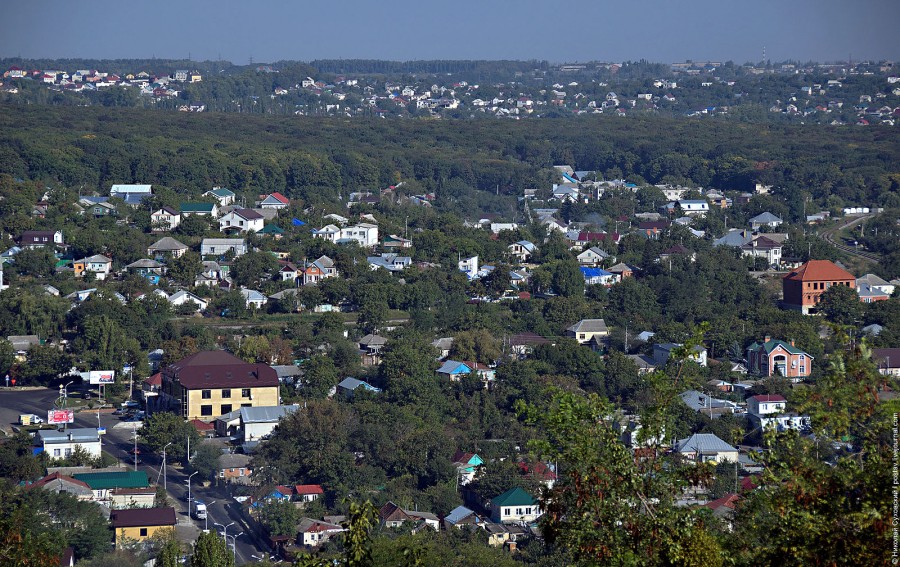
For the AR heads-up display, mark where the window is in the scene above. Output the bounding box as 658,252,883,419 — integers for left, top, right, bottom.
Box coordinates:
242,388,251,398
800,366,806,374
219,471,225,478
221,404,232,415
53,449,61,457
200,405,213,416
799,355,805,361
65,448,72,457
221,389,231,399
201,390,211,399
139,528,148,537
515,508,523,515
241,403,252,408
239,469,245,476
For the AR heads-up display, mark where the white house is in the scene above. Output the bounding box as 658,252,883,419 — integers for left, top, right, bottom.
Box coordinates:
297,518,344,547
241,289,268,309
200,238,247,257
490,488,542,524
577,246,610,266
219,209,265,233
748,212,784,230
203,187,236,206
678,200,710,216
674,433,739,464
168,290,208,312
507,241,536,262
459,256,479,279
150,207,181,231
338,223,379,247
746,394,786,416
110,184,152,199
258,192,289,209
239,405,299,443
75,255,113,280
38,428,102,459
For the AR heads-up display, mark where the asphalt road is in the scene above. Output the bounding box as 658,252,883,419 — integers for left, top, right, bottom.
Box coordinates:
0,387,272,565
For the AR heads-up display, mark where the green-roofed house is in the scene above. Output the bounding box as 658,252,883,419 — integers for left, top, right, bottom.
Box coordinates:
490,487,541,524
180,202,219,219
746,336,813,381
73,470,149,501
257,224,284,239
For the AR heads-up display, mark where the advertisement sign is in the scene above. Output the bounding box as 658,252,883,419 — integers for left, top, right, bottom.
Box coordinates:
47,409,75,425
88,370,115,385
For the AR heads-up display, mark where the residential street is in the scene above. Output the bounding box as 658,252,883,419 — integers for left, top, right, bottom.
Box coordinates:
0,387,270,564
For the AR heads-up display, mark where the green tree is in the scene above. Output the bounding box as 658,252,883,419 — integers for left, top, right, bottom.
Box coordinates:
17,343,71,385
818,283,864,325
449,329,501,364
190,442,223,483
231,250,278,287
12,247,56,278
0,431,44,482
302,355,339,398
549,259,584,297
156,535,183,567
259,498,300,537
189,530,233,567
165,251,202,287
139,412,201,465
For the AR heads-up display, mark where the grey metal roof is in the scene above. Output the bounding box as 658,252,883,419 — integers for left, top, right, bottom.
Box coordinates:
567,319,608,334
148,237,188,251
749,212,783,224
39,428,101,444
679,390,737,411
444,505,477,524
271,365,301,378
674,433,737,454
239,405,299,424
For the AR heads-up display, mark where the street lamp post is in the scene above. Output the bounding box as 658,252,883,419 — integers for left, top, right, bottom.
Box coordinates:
203,500,216,532
187,471,198,511
162,442,173,491
224,532,243,563
214,521,236,544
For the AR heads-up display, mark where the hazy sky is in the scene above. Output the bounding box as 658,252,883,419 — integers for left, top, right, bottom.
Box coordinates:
1,0,897,64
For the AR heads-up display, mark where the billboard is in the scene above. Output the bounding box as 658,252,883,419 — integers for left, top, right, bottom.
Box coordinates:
88,370,115,385
47,409,75,424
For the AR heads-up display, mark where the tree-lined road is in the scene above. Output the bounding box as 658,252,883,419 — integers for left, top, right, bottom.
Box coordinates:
819,214,879,263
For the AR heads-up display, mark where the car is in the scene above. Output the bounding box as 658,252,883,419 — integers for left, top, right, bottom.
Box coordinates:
121,401,140,409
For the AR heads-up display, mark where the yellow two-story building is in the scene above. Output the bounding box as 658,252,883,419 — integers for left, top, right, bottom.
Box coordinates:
110,507,176,547
160,351,280,421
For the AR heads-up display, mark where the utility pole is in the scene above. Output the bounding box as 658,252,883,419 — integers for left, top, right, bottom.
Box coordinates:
163,442,172,491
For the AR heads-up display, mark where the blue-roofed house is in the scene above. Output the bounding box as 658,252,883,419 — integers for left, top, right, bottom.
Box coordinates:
336,377,381,399
437,360,472,381
748,212,783,230
451,451,484,485
240,289,268,309
203,187,236,206
444,505,483,530
580,267,614,286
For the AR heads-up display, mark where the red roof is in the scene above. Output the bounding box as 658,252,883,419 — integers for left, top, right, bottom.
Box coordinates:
518,461,557,481
268,192,289,204
294,484,324,495
190,419,215,431
452,450,476,464
740,475,760,492
275,485,294,496
702,493,739,511
144,372,162,387
163,351,279,390
26,472,91,491
750,394,786,403
783,260,854,282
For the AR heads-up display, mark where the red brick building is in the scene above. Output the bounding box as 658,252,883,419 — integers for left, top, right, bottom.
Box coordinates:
782,260,855,314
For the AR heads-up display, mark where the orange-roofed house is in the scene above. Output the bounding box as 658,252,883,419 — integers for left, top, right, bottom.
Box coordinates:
782,260,855,314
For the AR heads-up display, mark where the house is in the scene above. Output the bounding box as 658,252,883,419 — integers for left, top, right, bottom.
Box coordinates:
858,283,891,303
150,207,181,231
201,238,247,258
679,390,739,418
297,518,345,547
304,255,337,285
873,348,900,376
673,433,739,464
379,502,440,531
627,354,658,374
110,507,176,548
77,197,117,217
148,237,188,259
653,343,708,367
607,262,636,280
508,241,537,262
257,224,285,238
159,351,280,420
856,273,895,296
218,453,252,484
238,405,299,442
518,461,557,489
638,221,670,239
19,230,64,249
659,245,697,265
338,223,379,247
294,484,324,504
444,506,483,530
180,202,219,218
490,487,541,524
383,234,412,249
740,236,782,266
748,212,784,230
782,260,856,314
240,288,268,309
577,246,610,266
437,360,473,381
7,335,40,359
110,487,157,509
702,494,740,530
746,338,812,380
125,259,165,277
73,255,113,280
219,208,265,233
508,332,551,357
110,184,152,200
24,472,94,501
367,253,412,272
746,394,809,431
358,334,387,365
678,200,710,216
168,290,208,312
451,451,484,485
458,256,479,279
566,319,609,344
580,267,615,286
203,187,236,206
73,471,149,502
462,361,497,387
259,192,290,209
37,428,102,459
336,377,381,399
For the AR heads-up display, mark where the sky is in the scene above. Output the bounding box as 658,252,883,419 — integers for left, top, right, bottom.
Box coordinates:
1,0,898,64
